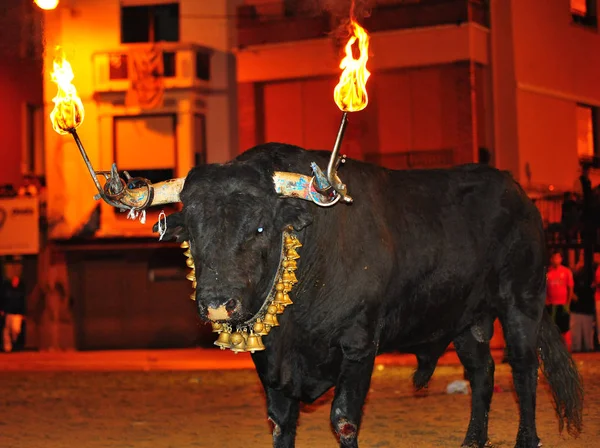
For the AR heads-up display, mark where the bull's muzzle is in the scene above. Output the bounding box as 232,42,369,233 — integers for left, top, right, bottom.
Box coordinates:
206,298,239,322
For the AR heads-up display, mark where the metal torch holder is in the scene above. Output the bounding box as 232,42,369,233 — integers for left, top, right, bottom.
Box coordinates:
310,112,353,206
69,129,154,211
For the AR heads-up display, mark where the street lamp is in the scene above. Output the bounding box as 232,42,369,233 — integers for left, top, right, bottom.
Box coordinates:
34,0,59,10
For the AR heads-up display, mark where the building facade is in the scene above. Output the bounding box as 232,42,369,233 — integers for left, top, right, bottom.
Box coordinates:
236,0,600,194
23,0,600,350
35,0,243,349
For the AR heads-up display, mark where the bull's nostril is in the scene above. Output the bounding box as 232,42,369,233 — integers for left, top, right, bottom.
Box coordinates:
225,299,237,313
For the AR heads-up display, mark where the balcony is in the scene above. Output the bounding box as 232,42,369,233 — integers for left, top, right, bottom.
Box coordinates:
92,43,212,94
236,0,489,48
364,0,488,33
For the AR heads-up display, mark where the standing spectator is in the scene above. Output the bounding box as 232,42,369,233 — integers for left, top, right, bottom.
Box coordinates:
546,251,574,347
561,192,580,243
1,257,26,353
571,258,595,352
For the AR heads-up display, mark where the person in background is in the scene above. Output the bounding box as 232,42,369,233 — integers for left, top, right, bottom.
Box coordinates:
570,258,595,352
592,253,600,349
546,251,574,348
561,192,580,243
1,258,26,353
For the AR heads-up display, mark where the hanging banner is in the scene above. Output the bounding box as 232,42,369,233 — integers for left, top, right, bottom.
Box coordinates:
0,197,40,255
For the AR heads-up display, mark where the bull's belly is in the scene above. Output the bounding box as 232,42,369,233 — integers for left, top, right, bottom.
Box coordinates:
377,291,488,352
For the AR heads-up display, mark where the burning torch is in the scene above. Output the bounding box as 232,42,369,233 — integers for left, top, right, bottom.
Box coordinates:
49,49,183,213
311,19,371,206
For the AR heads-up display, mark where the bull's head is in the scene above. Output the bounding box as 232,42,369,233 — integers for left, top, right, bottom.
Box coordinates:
125,161,334,324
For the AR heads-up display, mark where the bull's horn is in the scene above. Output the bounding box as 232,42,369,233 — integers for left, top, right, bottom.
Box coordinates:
273,171,339,206
118,177,185,209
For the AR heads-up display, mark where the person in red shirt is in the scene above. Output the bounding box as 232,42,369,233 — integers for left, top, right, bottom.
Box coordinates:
546,251,574,343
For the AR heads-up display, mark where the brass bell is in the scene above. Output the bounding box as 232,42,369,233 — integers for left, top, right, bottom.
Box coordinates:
230,332,247,353
273,292,284,304
214,330,232,350
189,292,196,301
230,331,245,345
286,249,300,260
292,239,302,249
183,249,192,258
186,271,196,282
253,319,269,336
283,260,297,271
282,281,293,293
278,292,293,306
180,241,190,249
276,282,285,292
212,322,223,333
186,258,194,268
192,280,197,289
282,271,297,284
263,309,279,327
273,292,292,307
276,303,285,314
245,332,265,353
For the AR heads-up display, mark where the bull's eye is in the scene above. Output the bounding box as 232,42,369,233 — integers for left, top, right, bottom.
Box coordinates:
257,227,264,234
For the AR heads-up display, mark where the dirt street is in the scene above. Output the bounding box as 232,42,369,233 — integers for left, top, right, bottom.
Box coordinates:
0,351,599,448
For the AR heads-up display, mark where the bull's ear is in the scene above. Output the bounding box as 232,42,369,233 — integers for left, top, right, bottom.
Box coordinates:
277,199,313,232
151,211,189,242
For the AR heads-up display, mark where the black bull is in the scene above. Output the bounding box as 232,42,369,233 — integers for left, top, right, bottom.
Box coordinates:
153,143,583,448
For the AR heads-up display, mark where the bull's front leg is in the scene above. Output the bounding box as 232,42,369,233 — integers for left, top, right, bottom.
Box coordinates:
330,351,376,448
265,386,300,448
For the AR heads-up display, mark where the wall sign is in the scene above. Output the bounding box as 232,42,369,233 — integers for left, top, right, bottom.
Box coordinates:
0,197,40,255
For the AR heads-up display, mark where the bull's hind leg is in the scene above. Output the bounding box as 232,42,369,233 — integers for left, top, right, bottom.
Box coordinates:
500,307,541,448
330,352,376,448
454,318,495,448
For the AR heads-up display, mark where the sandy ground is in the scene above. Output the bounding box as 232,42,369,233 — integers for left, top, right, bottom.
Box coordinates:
0,349,599,448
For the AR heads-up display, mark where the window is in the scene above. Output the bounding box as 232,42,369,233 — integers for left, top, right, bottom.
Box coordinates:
195,51,210,81
576,105,598,160
121,3,179,44
194,114,206,166
114,114,177,183
113,114,178,215
22,104,45,176
571,0,597,27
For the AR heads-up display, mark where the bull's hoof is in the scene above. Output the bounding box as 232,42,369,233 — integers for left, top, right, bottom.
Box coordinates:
513,440,541,448
461,440,493,448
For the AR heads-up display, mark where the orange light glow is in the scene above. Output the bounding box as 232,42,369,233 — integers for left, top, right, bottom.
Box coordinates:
49,48,84,135
34,0,59,11
333,20,371,112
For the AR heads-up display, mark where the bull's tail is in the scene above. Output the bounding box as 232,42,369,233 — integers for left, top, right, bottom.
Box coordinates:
538,311,584,436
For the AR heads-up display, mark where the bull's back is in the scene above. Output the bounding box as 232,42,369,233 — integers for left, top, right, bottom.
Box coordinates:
344,161,543,346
